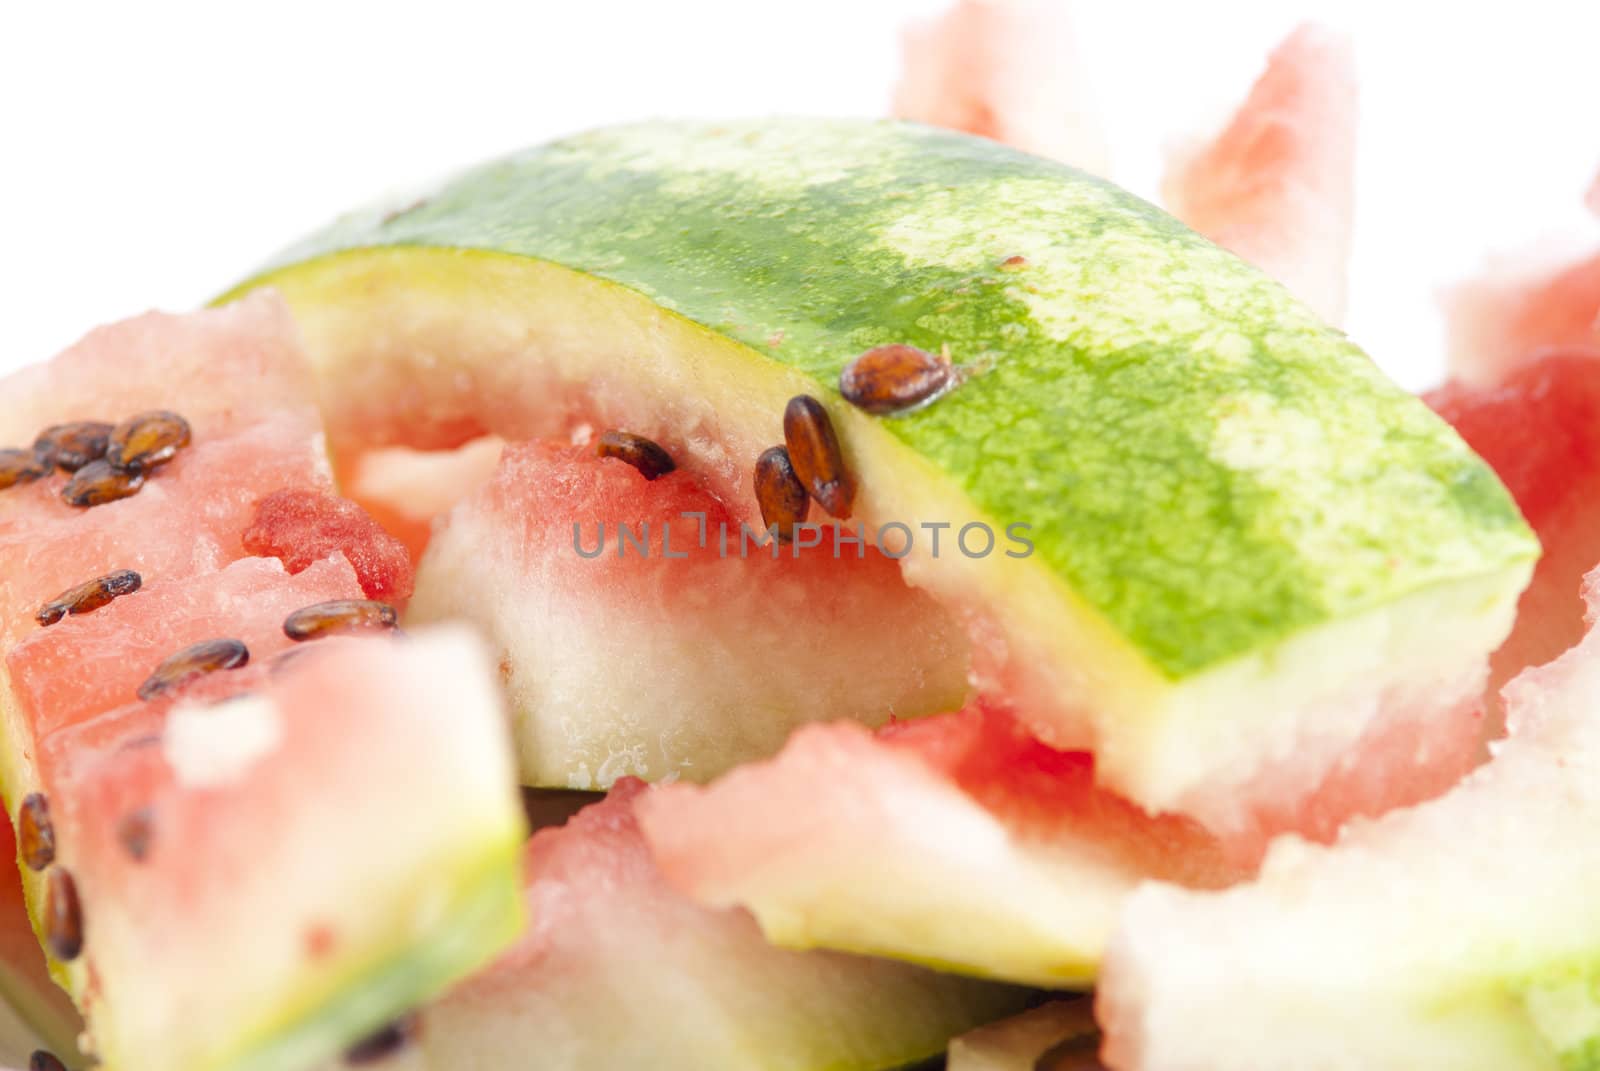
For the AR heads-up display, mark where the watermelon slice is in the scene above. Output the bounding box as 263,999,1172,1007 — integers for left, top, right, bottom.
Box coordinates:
1442,241,1600,386
227,119,1535,841
1161,24,1357,325
947,1000,1100,1071
1095,570,1600,1071
1428,351,1600,715
0,301,524,1071
409,440,970,787
892,0,1109,175
390,780,1030,1071
636,688,1482,985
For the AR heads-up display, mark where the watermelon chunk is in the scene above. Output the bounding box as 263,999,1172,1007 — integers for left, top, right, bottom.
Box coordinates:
892,0,1109,175
637,690,1482,985
1442,242,1600,386
0,302,523,1071
42,628,523,1071
1428,351,1600,713
1162,24,1357,325
241,488,414,603
393,779,1029,1071
409,440,970,787
1095,570,1600,1071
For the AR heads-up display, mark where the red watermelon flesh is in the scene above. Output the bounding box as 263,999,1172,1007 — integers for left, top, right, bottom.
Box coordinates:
1162,23,1357,325
402,779,1028,1070
242,488,413,603
1442,245,1600,386
637,689,1485,986
7,555,362,741
344,438,506,561
892,0,1109,175
409,439,971,788
39,628,523,1071
1428,351,1600,710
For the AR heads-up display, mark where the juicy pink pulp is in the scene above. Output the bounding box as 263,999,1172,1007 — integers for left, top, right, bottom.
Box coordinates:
1443,251,1600,386
1162,23,1356,325
1429,351,1600,707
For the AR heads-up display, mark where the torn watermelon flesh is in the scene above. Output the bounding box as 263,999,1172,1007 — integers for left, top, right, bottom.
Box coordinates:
1429,350,1600,701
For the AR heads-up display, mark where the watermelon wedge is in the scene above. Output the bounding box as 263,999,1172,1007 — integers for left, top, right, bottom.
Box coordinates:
1442,241,1600,386
390,780,1030,1071
1428,351,1600,715
636,689,1482,985
1161,24,1357,326
0,301,524,1071
892,0,1109,175
409,440,969,787
1095,570,1600,1071
225,119,1535,841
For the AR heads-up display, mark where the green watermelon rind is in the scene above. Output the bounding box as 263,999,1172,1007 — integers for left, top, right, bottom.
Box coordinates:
225,118,1536,681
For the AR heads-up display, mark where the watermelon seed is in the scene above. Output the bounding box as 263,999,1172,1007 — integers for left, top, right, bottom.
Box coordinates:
106,410,191,474
116,807,154,863
1000,254,1029,270
782,395,856,519
753,445,809,543
136,638,249,701
17,793,55,871
60,459,144,508
44,868,82,961
33,421,114,472
344,1012,420,1064
28,1050,66,1071
36,569,142,627
283,600,399,642
0,448,51,491
597,430,676,480
839,344,953,415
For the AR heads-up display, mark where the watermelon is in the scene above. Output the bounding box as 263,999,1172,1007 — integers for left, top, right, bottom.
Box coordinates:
636,688,1482,985
1428,351,1600,716
385,780,1031,1070
408,440,970,787
1096,568,1600,1070
224,119,1536,841
1443,241,1600,386
0,301,525,1071
947,1000,1100,1071
892,0,1109,175
1162,24,1357,326
0,818,79,1068
344,438,505,560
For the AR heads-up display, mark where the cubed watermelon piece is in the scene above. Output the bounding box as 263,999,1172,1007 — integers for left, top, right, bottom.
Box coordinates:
409,440,970,787
1095,571,1600,1071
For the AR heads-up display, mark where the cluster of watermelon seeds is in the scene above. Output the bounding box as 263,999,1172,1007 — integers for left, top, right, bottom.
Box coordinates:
15,791,79,967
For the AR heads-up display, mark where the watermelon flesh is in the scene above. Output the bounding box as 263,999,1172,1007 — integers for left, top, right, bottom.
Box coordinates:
1428,351,1600,717
390,779,1029,1071
892,0,1109,175
1442,242,1600,386
1161,24,1357,325
44,628,523,1071
409,439,971,787
1096,567,1600,1070
344,438,505,561
636,690,1481,985
0,299,527,1071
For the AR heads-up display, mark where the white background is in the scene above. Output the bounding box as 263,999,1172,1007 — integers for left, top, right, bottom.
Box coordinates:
2,0,1597,390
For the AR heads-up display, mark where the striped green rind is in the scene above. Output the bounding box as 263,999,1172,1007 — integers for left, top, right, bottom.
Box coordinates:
248,118,1534,679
